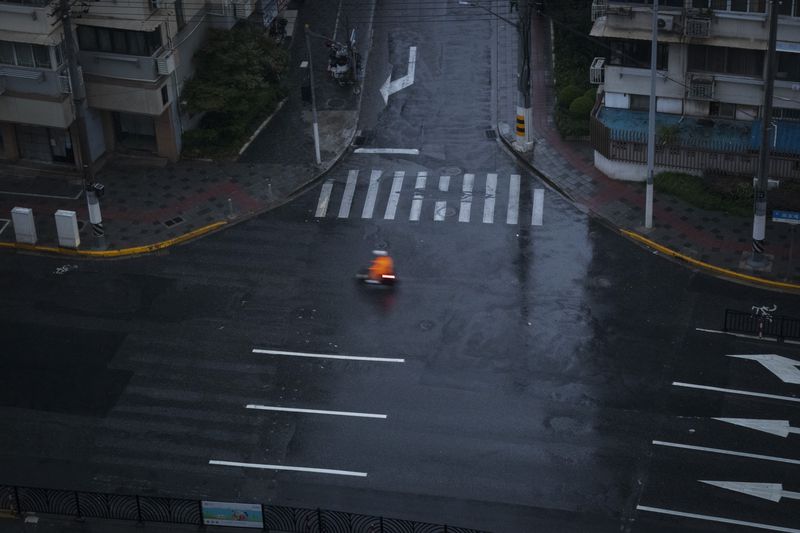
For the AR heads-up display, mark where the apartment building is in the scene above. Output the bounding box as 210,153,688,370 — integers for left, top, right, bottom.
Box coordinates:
0,0,258,170
588,0,800,181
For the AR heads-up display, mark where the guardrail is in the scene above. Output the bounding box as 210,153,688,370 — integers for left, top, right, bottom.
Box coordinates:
0,484,489,533
724,309,800,342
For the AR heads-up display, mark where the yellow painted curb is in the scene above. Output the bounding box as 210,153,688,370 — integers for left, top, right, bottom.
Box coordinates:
620,229,800,291
0,220,227,258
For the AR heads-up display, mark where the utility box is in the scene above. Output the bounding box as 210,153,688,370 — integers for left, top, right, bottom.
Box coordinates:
54,210,80,248
11,207,37,244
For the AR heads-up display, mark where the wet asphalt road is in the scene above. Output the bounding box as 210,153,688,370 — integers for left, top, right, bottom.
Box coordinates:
2,1,800,532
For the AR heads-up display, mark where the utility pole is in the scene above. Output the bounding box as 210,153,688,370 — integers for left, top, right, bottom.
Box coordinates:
752,0,779,264
58,0,105,239
304,25,322,165
516,0,532,150
645,0,658,229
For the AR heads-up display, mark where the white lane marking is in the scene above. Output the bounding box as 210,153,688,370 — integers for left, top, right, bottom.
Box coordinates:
636,505,800,533
383,171,404,220
338,170,358,218
695,327,800,345
246,405,387,419
652,440,800,465
361,170,382,219
438,175,450,192
726,353,800,384
0,189,83,200
506,174,520,224
459,173,474,223
672,381,800,404
379,46,417,104
353,148,419,155
700,481,800,503
532,188,544,226
315,180,334,217
483,173,497,224
434,200,447,222
0,219,9,236
713,418,800,438
209,460,367,478
409,171,426,221
252,348,405,363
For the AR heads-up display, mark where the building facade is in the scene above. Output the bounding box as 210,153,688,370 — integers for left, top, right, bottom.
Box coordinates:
589,0,800,181
0,0,259,170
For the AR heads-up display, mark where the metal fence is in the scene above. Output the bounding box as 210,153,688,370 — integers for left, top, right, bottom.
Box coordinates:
0,485,488,533
724,309,800,342
590,115,800,180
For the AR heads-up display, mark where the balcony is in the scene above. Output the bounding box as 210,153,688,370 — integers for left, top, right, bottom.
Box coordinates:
0,1,61,35
78,51,162,83
0,67,74,128
590,57,605,84
0,65,70,97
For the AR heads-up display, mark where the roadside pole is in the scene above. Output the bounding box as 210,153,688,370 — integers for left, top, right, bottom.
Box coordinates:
645,0,658,229
305,25,322,165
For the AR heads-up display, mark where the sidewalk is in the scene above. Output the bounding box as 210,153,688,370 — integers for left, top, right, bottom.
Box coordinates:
500,12,800,292
0,1,359,257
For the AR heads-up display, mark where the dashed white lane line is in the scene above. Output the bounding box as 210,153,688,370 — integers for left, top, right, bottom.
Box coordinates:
361,170,382,219
209,460,367,477
246,405,387,419
252,348,405,363
506,174,520,225
338,170,358,218
532,188,544,226
695,327,800,346
459,173,474,223
672,381,800,404
636,505,800,533
0,219,9,236
483,173,497,223
315,180,334,217
409,171,426,221
652,440,800,465
353,148,419,155
383,171,404,220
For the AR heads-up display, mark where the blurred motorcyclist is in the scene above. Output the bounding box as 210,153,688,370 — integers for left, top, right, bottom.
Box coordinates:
368,250,395,283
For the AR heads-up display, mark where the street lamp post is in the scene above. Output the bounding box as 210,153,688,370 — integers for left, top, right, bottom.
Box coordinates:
458,0,533,151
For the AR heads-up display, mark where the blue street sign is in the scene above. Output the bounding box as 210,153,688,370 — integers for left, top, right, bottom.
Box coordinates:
772,210,800,225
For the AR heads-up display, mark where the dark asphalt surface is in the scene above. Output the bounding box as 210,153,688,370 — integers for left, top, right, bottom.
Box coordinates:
1,1,799,533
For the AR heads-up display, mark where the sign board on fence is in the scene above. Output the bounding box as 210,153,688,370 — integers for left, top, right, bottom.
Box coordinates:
201,501,263,528
772,210,800,225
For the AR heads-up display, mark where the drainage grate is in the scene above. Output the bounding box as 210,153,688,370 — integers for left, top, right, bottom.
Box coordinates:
163,216,185,228
485,129,497,139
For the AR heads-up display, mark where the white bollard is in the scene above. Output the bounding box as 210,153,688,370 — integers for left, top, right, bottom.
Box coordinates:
54,210,80,248
11,207,37,244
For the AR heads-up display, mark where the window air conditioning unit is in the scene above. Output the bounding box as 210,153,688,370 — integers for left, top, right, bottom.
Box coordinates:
657,15,674,32
590,57,605,85
685,17,710,38
689,75,714,99
156,53,176,75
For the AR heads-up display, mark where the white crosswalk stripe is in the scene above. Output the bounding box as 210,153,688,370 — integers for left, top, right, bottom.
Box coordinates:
314,169,544,227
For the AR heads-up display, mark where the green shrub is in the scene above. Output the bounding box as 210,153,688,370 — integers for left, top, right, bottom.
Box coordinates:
558,85,584,109
584,87,597,100
568,95,595,119
655,172,752,217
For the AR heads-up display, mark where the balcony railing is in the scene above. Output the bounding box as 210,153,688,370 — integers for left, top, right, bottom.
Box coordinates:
590,57,606,84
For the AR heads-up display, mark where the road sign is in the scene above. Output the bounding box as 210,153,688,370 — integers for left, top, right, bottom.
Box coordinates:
772,210,800,224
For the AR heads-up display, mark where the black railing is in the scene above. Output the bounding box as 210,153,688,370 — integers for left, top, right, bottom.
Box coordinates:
724,309,800,342
0,485,488,533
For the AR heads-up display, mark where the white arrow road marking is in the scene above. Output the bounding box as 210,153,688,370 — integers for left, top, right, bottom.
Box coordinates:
246,405,387,419
315,180,334,217
696,327,800,345
637,505,800,533
700,481,800,503
726,353,800,384
338,170,358,218
252,348,404,363
653,440,800,465
380,46,417,104
383,171,404,220
210,460,367,478
673,381,800,403
409,171,426,221
714,418,800,438
361,170,382,219
459,173,474,223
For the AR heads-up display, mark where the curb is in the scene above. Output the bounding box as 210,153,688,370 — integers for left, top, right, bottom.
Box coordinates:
0,221,227,258
496,128,800,293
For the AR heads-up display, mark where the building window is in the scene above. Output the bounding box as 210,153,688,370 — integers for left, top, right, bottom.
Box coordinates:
709,101,736,118
0,41,52,69
161,85,169,105
630,94,651,111
774,107,800,121
608,40,668,70
778,0,800,16
693,0,766,10
77,26,162,56
688,44,764,77
777,52,800,81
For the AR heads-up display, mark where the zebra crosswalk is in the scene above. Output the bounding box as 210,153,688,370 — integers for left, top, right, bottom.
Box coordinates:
314,169,546,226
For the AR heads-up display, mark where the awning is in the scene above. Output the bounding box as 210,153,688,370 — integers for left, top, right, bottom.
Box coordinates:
777,41,800,54
72,16,161,32
0,28,63,46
